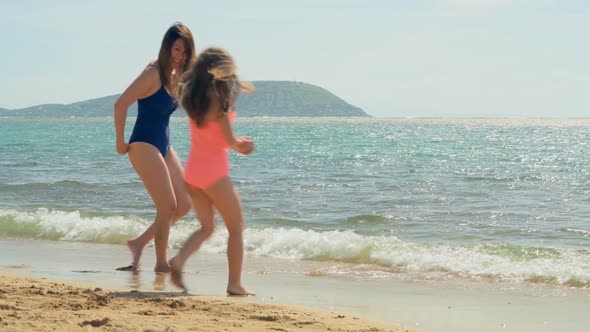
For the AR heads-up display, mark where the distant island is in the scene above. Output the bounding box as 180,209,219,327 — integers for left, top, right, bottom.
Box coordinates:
0,81,370,118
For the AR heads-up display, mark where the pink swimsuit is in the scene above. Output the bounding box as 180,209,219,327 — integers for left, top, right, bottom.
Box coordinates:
184,112,235,189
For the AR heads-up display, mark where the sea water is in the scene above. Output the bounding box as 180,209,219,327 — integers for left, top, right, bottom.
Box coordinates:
1,117,589,288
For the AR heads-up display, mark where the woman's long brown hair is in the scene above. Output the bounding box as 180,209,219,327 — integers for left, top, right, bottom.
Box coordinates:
156,22,196,96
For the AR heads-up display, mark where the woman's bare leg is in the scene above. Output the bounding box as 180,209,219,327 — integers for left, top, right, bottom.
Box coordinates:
205,176,254,296
169,184,215,291
165,147,192,220
127,147,192,267
126,142,176,272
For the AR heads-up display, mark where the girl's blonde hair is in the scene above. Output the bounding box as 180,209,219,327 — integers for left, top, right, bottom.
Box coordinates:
180,47,253,127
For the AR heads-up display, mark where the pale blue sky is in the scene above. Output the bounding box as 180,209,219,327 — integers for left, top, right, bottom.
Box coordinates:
1,0,588,117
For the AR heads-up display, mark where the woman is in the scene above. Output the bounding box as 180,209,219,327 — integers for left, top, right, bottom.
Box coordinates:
114,22,196,272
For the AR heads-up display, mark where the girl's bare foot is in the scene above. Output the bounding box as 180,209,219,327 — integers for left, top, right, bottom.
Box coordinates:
227,284,255,296
169,257,188,293
154,263,170,273
127,239,143,270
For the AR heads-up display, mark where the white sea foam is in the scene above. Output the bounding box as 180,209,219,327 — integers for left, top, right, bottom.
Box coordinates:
2,208,589,287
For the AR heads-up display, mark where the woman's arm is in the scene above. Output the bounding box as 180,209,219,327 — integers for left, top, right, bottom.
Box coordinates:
113,65,160,154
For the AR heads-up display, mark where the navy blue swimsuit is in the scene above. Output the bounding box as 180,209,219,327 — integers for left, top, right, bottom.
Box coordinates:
129,74,178,157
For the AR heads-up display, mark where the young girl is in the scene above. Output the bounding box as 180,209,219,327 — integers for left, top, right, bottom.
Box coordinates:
114,23,196,272
169,47,255,295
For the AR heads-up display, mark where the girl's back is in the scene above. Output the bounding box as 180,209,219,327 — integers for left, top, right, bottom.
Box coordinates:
188,111,236,152
184,111,236,190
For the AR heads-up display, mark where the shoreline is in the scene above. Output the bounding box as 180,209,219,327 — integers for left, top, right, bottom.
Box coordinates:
1,238,589,332
0,271,410,332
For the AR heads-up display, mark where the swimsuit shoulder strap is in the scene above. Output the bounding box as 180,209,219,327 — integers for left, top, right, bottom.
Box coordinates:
147,62,159,70
146,63,165,90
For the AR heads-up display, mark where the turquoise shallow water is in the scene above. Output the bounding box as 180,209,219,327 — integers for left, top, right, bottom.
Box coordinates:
1,117,589,287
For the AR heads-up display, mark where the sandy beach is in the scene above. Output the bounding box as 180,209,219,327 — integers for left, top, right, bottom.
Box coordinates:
1,238,589,332
0,271,414,332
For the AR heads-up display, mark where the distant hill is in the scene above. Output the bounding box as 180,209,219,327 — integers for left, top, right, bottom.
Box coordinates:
235,81,368,117
0,81,370,118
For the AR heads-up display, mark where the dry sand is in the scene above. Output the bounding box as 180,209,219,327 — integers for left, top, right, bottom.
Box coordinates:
0,272,417,332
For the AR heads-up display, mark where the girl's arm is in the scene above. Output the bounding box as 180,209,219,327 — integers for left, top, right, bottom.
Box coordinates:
113,65,160,154
218,112,254,155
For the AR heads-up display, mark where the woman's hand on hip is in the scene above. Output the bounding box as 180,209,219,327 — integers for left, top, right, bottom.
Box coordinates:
116,141,129,154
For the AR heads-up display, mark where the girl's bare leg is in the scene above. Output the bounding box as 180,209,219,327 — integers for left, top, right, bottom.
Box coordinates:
205,176,254,296
127,142,176,272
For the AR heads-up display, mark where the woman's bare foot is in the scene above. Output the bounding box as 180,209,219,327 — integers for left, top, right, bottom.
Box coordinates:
169,257,187,293
127,239,143,270
227,284,255,296
115,264,138,272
